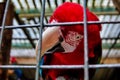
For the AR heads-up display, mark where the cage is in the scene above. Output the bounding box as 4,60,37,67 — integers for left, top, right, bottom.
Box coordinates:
0,0,120,80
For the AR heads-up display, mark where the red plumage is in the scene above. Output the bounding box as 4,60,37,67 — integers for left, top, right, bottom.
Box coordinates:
42,2,102,80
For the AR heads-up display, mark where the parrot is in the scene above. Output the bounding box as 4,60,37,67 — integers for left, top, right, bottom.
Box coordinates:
36,2,102,80
10,57,23,80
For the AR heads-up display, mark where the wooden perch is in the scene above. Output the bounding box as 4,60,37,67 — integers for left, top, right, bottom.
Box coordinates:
0,2,14,80
112,0,120,13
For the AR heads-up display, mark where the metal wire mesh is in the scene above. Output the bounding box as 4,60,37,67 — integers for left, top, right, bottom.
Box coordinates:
0,0,120,80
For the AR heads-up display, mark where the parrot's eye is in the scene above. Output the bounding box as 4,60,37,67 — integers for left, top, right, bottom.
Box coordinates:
76,36,80,39
76,35,83,40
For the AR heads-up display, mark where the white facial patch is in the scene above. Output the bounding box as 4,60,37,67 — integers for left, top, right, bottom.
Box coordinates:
61,31,83,52
65,31,83,47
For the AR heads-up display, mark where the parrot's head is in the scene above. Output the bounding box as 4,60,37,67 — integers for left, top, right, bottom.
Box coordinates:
49,2,101,31
49,2,102,58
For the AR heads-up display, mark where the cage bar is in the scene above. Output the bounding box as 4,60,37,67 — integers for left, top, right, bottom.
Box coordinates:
35,0,46,80
83,0,89,80
0,0,10,49
0,21,120,30
0,64,120,69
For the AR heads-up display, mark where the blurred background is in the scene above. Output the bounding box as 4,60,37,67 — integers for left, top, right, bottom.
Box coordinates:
0,0,120,80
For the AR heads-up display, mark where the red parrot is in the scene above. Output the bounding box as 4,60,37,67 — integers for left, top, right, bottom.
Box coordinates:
36,2,102,80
